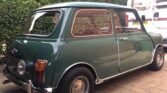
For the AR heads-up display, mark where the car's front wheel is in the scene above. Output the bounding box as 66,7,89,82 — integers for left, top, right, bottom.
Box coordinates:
57,67,95,93
149,47,164,71
163,47,167,53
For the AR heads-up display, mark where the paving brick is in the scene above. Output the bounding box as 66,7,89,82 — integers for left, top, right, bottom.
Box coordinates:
95,54,167,93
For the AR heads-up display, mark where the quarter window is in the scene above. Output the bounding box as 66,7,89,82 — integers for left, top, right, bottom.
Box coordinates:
72,9,112,37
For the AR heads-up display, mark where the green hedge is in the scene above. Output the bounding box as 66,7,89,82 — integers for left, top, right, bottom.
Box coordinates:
0,0,56,56
0,0,126,62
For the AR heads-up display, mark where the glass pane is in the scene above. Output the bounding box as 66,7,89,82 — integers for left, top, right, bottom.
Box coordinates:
72,9,112,36
114,11,142,33
27,11,61,35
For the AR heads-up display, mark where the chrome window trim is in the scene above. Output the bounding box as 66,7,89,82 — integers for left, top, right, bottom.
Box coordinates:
71,9,113,38
117,40,121,71
23,9,63,37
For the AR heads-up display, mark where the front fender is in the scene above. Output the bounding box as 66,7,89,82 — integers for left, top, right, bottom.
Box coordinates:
148,32,163,47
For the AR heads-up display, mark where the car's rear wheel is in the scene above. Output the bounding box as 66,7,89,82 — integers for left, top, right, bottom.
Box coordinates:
56,67,95,93
149,47,164,71
70,75,89,93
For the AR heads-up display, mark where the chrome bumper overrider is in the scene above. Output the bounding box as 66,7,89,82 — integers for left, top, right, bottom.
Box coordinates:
3,68,53,93
27,80,53,93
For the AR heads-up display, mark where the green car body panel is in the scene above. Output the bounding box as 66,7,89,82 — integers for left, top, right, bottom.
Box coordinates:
3,2,163,93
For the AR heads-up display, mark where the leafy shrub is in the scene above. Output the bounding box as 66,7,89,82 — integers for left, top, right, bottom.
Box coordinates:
0,0,126,64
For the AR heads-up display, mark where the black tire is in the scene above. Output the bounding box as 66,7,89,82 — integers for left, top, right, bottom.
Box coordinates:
56,67,95,93
163,47,167,53
149,47,164,71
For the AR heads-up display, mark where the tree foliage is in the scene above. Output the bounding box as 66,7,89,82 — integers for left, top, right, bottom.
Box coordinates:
0,0,126,57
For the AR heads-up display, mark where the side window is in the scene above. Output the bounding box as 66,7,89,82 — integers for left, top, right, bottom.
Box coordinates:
72,9,112,37
113,11,143,33
28,11,61,35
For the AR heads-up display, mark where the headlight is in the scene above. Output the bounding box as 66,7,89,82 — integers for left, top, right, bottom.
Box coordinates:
17,59,26,75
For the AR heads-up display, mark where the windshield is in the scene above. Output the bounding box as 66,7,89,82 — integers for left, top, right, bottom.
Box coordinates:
25,11,61,36
132,0,152,11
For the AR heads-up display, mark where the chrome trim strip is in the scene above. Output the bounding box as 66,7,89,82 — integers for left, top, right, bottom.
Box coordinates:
117,40,121,72
56,62,99,88
97,62,151,83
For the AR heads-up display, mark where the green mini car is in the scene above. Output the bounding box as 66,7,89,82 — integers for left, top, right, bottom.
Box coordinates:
3,2,164,93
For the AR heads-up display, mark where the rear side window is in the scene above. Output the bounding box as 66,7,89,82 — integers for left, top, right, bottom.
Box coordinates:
72,9,112,37
25,11,61,36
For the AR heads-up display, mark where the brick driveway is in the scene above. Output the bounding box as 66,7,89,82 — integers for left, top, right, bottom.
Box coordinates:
0,54,166,93
95,54,167,93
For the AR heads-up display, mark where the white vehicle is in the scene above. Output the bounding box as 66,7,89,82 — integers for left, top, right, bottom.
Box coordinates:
127,0,167,51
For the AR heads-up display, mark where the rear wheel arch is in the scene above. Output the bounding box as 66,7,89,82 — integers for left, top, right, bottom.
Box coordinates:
55,62,98,89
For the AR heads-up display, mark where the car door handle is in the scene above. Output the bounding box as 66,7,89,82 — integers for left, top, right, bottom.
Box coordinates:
119,37,128,40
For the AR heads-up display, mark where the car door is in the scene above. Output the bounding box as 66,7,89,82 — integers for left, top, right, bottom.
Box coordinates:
113,10,154,72
60,9,119,79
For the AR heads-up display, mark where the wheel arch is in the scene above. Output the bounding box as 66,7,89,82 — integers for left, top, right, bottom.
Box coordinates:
55,62,99,89
151,44,164,63
155,44,163,48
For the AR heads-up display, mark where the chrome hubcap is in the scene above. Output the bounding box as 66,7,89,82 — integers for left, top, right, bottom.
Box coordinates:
156,52,163,67
70,76,89,93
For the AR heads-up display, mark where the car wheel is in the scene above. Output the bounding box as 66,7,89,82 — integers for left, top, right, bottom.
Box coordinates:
149,47,164,71
163,47,167,53
56,67,95,93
